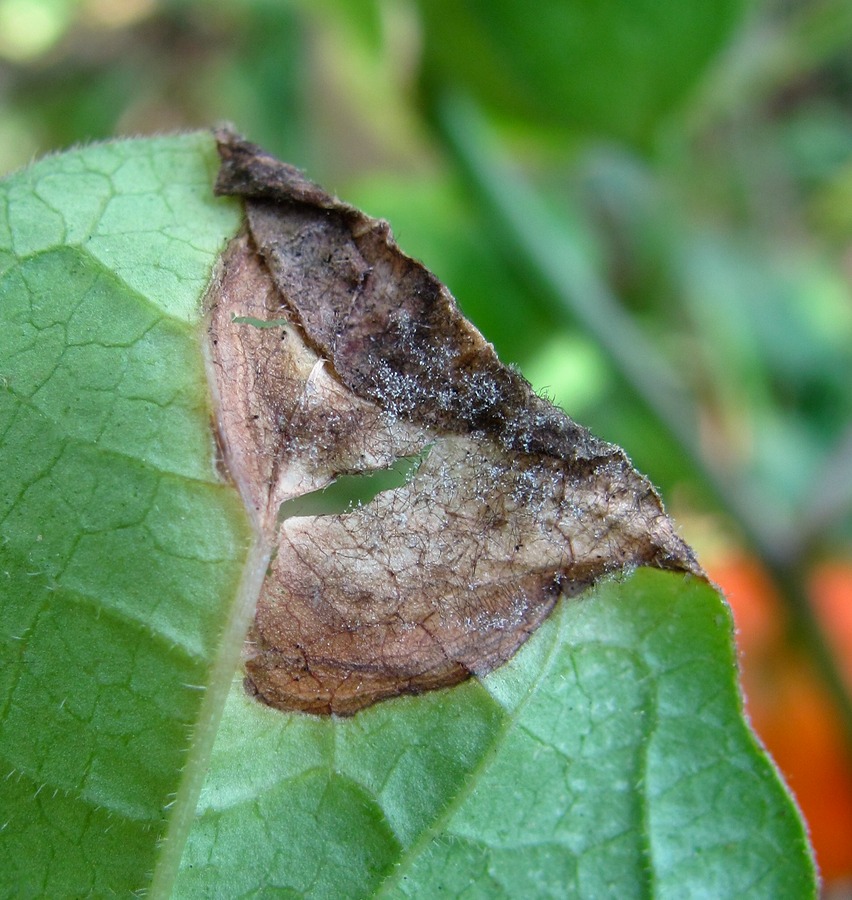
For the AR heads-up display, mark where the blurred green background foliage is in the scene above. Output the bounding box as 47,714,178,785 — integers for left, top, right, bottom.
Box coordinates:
2,0,852,887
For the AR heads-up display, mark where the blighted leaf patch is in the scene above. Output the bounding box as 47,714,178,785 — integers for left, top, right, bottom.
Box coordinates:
208,129,700,715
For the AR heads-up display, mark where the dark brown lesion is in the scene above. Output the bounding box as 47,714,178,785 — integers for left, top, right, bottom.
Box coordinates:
208,128,702,716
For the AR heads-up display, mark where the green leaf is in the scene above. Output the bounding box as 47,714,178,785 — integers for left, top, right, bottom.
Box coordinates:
0,135,253,895
416,0,746,144
1,135,814,897
176,569,814,898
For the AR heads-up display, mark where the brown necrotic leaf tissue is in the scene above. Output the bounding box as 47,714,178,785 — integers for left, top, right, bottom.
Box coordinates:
208,129,700,716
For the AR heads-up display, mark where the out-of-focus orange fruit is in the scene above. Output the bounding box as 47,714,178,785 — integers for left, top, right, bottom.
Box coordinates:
811,561,852,691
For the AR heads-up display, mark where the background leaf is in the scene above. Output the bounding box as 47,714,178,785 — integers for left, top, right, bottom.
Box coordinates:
415,0,747,144
176,569,814,898
0,134,252,896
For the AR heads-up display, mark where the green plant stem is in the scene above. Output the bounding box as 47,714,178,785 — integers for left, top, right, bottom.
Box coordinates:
430,90,852,751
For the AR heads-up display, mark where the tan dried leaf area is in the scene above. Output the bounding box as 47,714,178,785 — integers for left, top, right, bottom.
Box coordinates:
207,129,701,716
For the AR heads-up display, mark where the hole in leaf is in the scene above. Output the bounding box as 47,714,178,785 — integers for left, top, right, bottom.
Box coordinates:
232,314,291,329
276,445,432,521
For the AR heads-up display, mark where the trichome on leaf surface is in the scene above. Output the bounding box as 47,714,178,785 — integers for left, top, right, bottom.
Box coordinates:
209,129,701,716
